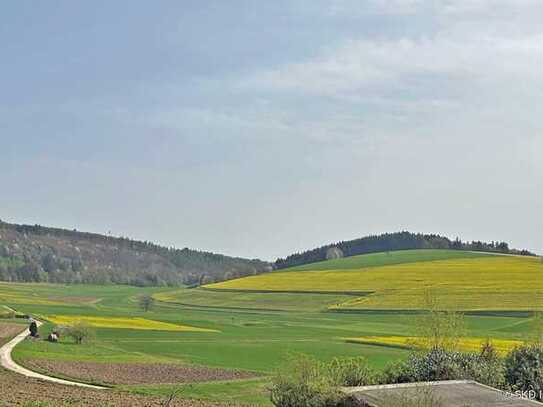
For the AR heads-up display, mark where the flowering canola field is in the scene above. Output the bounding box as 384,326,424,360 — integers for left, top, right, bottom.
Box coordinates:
206,252,543,311
344,336,523,355
46,315,219,332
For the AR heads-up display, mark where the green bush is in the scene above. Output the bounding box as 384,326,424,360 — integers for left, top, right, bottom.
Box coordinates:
269,354,346,407
381,347,505,388
381,360,415,384
0,309,16,319
327,357,376,387
464,346,505,389
403,348,465,382
505,344,543,400
61,321,96,344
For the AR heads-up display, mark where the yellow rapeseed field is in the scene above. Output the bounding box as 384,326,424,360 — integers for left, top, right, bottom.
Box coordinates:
206,256,543,310
344,336,523,355
47,315,219,332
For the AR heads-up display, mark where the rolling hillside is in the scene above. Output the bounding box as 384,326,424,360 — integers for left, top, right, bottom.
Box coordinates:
206,249,543,311
275,231,534,269
0,221,270,286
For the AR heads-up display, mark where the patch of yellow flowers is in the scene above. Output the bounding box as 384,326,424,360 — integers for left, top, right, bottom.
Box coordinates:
47,315,219,333
207,256,543,311
344,336,523,355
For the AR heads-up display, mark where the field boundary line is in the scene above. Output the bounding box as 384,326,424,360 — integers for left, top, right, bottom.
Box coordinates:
201,287,373,296
0,321,107,390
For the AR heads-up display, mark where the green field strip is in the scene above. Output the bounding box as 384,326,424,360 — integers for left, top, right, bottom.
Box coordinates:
284,249,494,272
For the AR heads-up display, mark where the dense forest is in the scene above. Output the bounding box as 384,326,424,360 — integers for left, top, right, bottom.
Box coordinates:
0,221,270,286
274,231,535,269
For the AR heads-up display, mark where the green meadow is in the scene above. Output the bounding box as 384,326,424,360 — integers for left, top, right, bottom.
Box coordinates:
1,250,542,405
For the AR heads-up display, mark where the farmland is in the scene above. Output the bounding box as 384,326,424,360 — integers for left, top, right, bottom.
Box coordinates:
344,336,524,355
206,250,543,311
1,249,542,405
46,315,219,332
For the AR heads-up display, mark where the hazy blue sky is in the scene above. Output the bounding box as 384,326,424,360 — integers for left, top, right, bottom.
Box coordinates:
1,1,542,260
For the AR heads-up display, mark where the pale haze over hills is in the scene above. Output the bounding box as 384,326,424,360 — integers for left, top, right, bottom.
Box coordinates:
1,1,542,260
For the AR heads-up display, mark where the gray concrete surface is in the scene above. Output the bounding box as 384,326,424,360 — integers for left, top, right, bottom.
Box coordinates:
345,380,543,406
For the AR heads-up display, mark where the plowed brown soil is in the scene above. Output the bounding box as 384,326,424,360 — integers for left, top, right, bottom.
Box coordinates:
23,359,260,385
0,323,24,347
0,368,250,406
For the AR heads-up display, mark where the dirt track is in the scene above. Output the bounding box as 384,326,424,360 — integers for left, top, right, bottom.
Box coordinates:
0,321,105,389
24,359,260,385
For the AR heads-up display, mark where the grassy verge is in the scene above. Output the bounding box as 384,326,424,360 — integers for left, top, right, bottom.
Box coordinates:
125,378,272,406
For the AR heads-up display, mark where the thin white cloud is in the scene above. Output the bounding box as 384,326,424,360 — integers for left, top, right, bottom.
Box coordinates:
318,0,543,17
245,32,543,96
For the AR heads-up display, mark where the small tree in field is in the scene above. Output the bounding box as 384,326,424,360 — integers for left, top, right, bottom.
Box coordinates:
63,321,95,344
413,289,466,351
139,294,155,312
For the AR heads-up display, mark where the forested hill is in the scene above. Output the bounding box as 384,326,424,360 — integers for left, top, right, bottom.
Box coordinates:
0,221,270,286
274,231,535,270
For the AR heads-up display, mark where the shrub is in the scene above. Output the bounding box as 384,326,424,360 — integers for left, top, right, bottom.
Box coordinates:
381,360,415,384
381,347,505,388
327,357,376,387
61,321,95,344
405,348,465,382
0,309,16,319
505,344,543,400
479,338,497,362
269,354,346,407
469,341,505,389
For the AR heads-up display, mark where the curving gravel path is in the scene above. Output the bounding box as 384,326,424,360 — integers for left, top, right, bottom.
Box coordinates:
0,321,107,390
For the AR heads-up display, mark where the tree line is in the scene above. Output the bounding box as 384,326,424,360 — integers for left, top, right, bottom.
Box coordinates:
274,231,535,269
0,220,270,286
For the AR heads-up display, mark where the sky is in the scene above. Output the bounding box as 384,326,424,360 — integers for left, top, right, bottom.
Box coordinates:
1,0,542,260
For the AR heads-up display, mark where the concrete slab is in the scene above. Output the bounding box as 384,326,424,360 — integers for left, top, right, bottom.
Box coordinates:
345,380,543,406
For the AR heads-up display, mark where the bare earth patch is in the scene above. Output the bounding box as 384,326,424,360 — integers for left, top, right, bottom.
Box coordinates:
24,359,261,385
0,368,250,406
0,322,24,347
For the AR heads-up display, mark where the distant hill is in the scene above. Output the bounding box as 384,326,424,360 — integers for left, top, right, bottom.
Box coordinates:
0,220,271,286
274,231,535,270
208,249,543,311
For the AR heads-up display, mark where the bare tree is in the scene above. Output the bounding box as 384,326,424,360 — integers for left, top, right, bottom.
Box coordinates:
413,289,466,351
